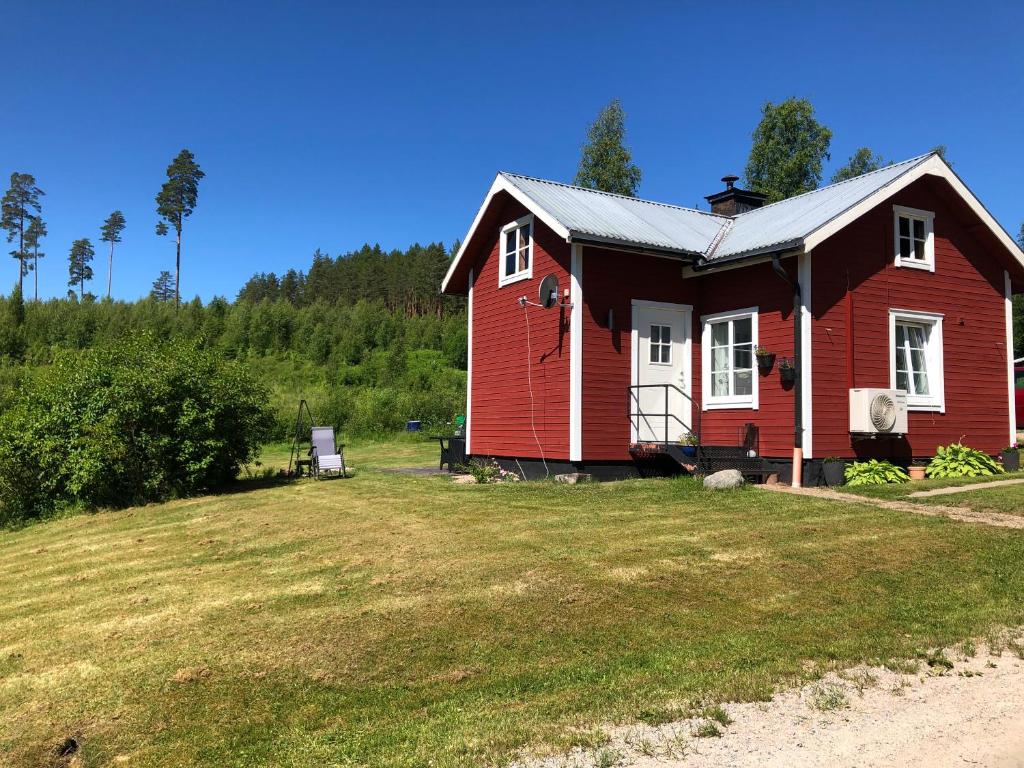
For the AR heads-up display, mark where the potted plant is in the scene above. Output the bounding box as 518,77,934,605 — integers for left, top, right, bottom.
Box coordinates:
1001,444,1020,472
755,345,775,373
778,357,796,384
679,430,699,457
908,461,928,481
822,456,845,487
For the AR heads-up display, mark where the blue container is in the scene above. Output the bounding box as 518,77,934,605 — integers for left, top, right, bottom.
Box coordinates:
406,420,422,432
681,445,697,457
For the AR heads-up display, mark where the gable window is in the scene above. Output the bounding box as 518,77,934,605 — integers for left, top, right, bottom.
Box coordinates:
701,307,758,409
499,215,533,286
649,324,672,364
889,309,944,411
893,205,935,271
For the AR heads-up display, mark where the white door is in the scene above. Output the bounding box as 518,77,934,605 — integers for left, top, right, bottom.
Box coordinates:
632,302,693,443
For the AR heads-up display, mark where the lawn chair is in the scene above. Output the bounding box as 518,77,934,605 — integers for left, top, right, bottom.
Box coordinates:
310,426,346,479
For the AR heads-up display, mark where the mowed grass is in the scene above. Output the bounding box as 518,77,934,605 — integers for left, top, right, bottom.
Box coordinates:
2,441,1024,767
910,482,1024,516
843,471,1024,508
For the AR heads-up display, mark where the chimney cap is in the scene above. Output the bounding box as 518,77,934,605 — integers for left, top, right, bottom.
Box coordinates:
721,174,739,189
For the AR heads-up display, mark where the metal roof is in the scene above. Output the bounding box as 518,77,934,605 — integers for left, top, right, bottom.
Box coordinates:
500,173,728,256
442,150,1024,294
498,155,934,262
713,154,932,259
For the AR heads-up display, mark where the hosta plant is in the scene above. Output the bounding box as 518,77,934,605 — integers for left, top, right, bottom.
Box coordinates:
926,442,1003,479
844,459,910,486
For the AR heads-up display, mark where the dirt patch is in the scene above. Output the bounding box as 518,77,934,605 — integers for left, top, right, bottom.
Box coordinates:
519,632,1024,768
760,484,1024,528
907,478,1024,497
169,665,211,684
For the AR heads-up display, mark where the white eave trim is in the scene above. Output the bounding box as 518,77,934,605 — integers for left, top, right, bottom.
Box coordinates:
804,155,1024,269
441,174,570,294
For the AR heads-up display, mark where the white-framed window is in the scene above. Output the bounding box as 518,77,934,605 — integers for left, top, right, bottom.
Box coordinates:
499,215,533,286
701,307,758,410
893,205,935,272
649,324,672,365
889,309,944,411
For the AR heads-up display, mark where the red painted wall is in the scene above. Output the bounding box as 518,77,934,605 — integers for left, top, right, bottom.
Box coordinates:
469,195,571,459
580,246,799,461
812,177,1011,459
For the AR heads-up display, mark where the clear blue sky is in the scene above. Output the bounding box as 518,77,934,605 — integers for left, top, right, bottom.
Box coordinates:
3,1,1022,301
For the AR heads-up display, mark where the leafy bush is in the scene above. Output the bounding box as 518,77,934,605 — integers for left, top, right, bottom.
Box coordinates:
926,442,1003,479
459,458,520,484
844,459,909,486
0,335,272,525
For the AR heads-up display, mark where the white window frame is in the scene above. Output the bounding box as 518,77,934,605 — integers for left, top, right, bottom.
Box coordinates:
893,205,935,272
498,214,533,287
701,307,759,410
889,309,945,412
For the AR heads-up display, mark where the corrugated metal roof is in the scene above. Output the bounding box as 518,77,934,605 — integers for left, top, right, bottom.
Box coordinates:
496,154,934,262
714,154,932,259
500,173,727,255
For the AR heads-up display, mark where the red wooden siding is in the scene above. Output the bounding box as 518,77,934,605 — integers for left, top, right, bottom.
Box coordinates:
580,247,799,460
469,195,571,459
812,176,1011,459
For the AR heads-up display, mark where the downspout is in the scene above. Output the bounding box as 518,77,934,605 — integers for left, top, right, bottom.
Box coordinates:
771,255,803,487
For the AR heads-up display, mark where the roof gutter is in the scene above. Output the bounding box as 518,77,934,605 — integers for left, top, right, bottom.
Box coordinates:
568,234,703,262
690,239,804,272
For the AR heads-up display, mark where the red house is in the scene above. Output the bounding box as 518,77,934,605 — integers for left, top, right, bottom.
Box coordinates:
441,153,1024,484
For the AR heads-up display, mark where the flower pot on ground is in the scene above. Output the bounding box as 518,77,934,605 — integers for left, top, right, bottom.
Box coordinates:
1002,448,1020,472
822,458,845,487
908,464,927,481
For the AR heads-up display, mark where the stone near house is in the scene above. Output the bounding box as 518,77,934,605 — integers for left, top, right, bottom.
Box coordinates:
555,472,592,485
703,469,744,490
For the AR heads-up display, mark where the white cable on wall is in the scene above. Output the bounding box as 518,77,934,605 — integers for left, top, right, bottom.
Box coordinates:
522,302,549,478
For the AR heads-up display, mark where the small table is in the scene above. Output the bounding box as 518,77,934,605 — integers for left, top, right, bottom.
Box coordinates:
432,436,466,471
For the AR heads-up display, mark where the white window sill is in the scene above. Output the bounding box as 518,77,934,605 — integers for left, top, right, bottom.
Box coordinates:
498,271,531,288
907,400,944,413
703,399,757,411
895,258,935,272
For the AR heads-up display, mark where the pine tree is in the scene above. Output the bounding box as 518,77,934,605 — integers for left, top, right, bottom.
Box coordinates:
155,149,204,309
0,173,45,294
24,216,46,301
99,211,126,300
831,148,887,183
67,238,95,300
573,99,642,196
745,98,832,203
151,270,175,302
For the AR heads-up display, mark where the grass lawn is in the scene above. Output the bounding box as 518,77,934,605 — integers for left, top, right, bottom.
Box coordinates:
3,440,1024,767
909,482,1024,516
842,471,1024,506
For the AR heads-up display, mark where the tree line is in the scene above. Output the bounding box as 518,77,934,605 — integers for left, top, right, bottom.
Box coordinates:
0,149,203,307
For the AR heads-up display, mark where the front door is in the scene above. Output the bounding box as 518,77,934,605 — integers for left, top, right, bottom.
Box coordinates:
632,302,693,443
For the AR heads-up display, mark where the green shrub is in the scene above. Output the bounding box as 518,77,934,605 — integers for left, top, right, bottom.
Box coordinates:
0,335,272,525
844,459,909,486
926,442,1003,479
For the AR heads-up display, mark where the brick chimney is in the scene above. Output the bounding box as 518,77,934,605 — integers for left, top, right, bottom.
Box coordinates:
705,175,766,216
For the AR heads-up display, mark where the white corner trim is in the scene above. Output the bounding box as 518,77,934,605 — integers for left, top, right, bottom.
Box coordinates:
465,268,474,455
497,214,534,287
888,308,945,413
799,253,813,458
441,174,571,294
700,306,759,411
892,204,936,273
1006,270,1017,445
569,244,583,462
803,155,1024,269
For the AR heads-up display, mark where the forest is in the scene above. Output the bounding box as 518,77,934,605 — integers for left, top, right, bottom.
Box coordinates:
0,241,468,443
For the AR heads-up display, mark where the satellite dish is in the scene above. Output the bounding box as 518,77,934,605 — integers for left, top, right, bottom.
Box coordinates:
538,274,559,309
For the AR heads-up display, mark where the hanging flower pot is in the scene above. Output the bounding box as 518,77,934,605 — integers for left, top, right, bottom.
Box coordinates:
778,358,797,384
755,346,775,374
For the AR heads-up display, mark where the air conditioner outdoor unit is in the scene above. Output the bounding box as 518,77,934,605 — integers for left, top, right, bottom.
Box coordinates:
849,388,908,435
